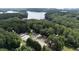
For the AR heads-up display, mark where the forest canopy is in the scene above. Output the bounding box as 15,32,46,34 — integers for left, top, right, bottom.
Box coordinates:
0,8,79,51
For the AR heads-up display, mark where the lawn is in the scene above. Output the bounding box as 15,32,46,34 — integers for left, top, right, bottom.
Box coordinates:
62,46,75,51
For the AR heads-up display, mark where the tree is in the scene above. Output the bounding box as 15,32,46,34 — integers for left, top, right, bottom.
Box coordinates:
48,35,64,51
0,13,27,19
0,28,21,50
26,38,41,51
65,33,79,49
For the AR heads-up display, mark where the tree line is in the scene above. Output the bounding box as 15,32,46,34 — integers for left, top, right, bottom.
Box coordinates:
0,17,79,50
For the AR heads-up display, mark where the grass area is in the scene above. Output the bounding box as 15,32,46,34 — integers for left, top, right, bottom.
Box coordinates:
62,46,75,51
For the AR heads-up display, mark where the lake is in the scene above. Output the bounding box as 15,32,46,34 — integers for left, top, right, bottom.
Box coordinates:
5,11,19,13
27,11,46,20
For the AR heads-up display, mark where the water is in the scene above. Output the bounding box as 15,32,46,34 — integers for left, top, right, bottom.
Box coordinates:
5,11,19,13
27,11,46,20
0,12,3,14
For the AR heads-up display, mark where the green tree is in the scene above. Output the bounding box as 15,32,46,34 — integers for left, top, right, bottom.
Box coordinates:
0,28,21,50
26,38,41,51
48,35,64,51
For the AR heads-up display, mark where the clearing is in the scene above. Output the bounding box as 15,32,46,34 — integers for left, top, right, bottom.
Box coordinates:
20,33,47,47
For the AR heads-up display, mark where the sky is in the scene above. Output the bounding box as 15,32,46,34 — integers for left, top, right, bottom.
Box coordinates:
0,0,79,8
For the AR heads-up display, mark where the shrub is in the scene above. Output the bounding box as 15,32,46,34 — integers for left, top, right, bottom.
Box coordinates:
16,45,33,51
42,46,52,51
